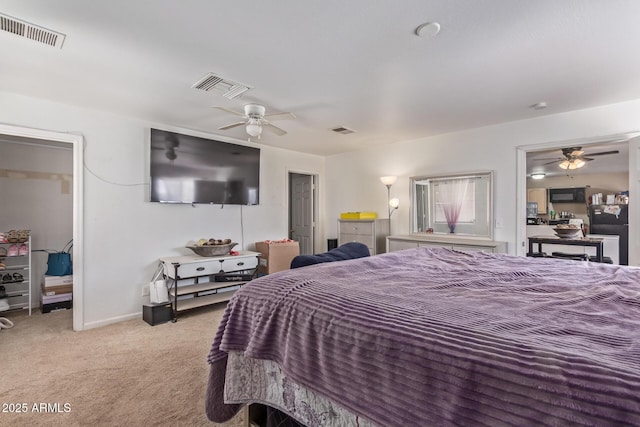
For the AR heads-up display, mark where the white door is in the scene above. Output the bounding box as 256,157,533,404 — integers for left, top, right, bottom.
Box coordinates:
290,173,314,255
629,136,640,266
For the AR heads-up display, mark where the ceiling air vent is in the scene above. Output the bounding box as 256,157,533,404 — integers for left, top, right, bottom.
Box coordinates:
331,126,356,135
192,73,252,99
0,13,65,48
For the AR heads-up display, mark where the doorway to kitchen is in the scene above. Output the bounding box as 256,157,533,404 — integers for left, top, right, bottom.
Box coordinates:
516,132,640,265
0,124,84,330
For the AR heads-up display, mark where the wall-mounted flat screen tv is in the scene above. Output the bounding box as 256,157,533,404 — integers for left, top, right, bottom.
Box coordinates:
149,128,260,205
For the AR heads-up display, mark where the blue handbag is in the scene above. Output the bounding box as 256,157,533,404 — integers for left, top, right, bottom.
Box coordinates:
45,240,73,276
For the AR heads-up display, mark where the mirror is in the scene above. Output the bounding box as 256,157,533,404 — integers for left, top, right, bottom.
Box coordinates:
410,171,494,239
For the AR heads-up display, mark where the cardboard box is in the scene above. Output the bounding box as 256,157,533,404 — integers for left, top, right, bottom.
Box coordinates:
43,275,73,287
41,283,73,296
41,292,72,304
255,241,300,275
41,300,73,313
340,212,377,220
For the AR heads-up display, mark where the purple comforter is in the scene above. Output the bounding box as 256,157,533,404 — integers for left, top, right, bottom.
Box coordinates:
206,247,640,426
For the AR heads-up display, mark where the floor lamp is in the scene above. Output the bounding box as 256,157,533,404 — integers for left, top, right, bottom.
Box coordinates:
380,176,399,236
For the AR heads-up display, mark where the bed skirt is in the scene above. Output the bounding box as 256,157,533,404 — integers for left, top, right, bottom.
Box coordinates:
206,351,379,427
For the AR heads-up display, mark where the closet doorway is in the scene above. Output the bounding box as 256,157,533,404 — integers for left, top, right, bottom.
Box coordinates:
0,124,84,331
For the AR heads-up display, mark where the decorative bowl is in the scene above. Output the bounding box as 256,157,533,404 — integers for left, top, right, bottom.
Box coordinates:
553,227,582,239
186,242,238,257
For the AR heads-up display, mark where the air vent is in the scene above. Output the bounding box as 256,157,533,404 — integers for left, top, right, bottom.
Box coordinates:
0,13,65,48
331,126,356,135
192,73,252,99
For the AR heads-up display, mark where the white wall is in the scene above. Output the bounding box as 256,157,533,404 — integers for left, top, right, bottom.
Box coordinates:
325,99,640,254
0,91,325,328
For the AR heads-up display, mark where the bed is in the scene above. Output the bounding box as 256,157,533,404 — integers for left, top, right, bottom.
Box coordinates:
205,247,640,426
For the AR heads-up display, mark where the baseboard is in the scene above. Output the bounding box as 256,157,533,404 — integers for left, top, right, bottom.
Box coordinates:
82,311,141,330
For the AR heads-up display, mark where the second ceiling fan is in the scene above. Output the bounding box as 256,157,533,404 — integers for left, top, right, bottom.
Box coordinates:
542,146,619,170
213,104,296,139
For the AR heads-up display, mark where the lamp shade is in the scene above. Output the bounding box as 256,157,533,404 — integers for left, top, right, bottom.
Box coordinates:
379,175,397,186
531,173,545,180
389,198,400,209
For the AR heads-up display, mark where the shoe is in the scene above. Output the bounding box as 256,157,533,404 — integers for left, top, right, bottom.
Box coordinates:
12,273,23,282
17,230,30,243
0,300,8,312
0,317,14,329
0,247,6,257
18,244,28,256
0,263,5,270
7,245,18,257
1,275,10,284
0,285,6,298
0,233,7,243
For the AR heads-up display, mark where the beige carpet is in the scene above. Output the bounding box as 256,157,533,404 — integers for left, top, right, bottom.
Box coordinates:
0,306,246,427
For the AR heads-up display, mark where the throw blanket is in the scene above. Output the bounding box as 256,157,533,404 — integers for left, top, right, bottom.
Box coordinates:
206,247,640,426
290,241,370,269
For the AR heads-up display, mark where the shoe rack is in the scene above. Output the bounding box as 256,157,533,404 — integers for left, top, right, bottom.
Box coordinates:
0,234,32,316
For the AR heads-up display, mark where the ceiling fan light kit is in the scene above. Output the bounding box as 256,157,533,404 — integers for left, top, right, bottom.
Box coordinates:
213,103,294,139
246,121,262,137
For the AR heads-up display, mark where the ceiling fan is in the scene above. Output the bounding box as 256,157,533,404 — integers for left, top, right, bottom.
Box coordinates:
213,104,295,139
540,146,619,170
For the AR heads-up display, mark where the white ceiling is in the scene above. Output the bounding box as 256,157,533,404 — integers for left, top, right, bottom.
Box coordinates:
2,1,640,156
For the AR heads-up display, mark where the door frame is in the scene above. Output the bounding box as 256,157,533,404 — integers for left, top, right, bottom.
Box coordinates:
516,131,639,262
0,123,84,330
287,169,319,254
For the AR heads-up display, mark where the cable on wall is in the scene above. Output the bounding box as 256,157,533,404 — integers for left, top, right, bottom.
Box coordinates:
83,139,148,187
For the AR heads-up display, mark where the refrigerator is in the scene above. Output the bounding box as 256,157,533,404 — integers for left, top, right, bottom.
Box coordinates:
589,204,629,265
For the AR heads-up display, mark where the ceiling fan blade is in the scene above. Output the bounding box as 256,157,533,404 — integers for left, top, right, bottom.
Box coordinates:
584,150,619,156
212,106,246,117
218,121,246,130
263,111,296,121
263,122,287,136
570,150,584,157
582,157,595,161
542,160,563,166
533,157,563,162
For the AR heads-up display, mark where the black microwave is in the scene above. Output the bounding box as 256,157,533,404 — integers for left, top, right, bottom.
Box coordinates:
548,187,586,203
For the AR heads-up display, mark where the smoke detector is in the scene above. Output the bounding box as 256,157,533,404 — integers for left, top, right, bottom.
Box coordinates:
0,13,65,48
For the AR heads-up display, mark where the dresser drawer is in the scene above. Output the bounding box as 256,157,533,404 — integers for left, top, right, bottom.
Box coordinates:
339,221,374,236
388,240,418,252
339,233,374,248
163,254,259,278
219,256,258,273
167,260,223,278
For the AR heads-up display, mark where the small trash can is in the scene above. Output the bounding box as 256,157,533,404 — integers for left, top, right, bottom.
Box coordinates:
327,238,338,251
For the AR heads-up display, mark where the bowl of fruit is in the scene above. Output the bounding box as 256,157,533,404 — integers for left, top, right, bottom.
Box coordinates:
186,238,238,257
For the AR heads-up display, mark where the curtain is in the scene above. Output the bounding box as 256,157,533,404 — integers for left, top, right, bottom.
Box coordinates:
437,178,471,232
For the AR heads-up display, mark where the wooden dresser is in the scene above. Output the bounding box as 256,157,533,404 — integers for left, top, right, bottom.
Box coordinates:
338,219,389,255
387,234,507,253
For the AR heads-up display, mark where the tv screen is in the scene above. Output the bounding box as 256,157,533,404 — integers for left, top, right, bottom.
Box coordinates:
149,129,260,205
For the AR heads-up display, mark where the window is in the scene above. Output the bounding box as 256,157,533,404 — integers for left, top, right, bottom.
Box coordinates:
411,171,493,239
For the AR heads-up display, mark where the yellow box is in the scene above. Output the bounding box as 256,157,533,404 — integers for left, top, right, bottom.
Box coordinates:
339,212,377,220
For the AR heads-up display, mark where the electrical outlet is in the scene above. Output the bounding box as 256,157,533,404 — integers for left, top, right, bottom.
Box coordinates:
141,284,150,297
